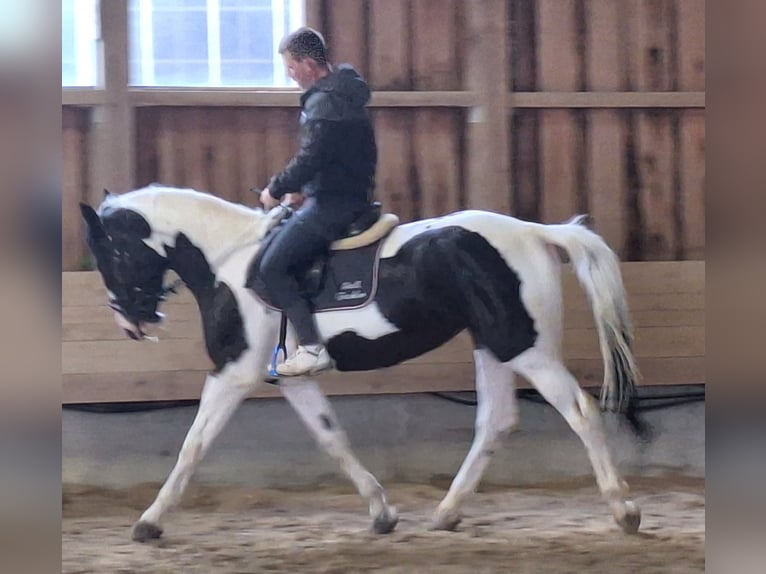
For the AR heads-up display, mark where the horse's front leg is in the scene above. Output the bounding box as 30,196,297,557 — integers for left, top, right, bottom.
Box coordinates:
132,365,257,542
279,378,399,534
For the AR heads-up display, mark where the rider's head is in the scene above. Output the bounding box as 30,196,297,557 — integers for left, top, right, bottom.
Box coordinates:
278,27,331,90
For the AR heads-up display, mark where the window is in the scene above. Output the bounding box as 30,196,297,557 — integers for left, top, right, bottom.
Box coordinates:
129,0,305,87
61,0,99,86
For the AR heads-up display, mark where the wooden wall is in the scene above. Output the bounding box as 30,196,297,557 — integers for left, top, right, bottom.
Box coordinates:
63,0,704,269
62,261,705,403
60,1,705,403
62,107,90,271
510,0,706,260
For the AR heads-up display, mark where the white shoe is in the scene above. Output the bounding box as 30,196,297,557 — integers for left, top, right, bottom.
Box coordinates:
276,345,332,376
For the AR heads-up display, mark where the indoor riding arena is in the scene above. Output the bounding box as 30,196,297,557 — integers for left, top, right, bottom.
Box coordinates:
62,1,705,572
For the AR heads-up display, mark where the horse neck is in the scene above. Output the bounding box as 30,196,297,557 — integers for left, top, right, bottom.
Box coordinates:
132,190,264,266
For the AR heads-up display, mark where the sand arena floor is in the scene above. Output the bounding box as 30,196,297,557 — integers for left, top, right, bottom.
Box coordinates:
62,476,704,573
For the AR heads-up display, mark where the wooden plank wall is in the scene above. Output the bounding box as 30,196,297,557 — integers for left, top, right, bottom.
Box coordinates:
511,0,705,261
62,0,705,270
134,106,298,207
62,107,90,270
62,261,705,403
331,0,465,220
60,1,705,403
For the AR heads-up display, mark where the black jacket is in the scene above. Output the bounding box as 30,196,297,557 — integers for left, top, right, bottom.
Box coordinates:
267,65,377,207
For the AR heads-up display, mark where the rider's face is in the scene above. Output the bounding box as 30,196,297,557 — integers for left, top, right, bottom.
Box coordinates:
282,53,319,90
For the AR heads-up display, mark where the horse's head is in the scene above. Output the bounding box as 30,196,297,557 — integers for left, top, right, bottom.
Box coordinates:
80,199,169,340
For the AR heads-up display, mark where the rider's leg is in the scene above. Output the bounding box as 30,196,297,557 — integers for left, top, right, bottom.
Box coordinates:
258,209,324,335
257,198,371,375
257,201,333,374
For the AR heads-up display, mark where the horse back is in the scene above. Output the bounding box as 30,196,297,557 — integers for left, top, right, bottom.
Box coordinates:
319,212,539,371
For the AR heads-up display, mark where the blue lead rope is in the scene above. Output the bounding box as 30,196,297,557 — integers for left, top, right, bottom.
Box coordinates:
266,313,289,382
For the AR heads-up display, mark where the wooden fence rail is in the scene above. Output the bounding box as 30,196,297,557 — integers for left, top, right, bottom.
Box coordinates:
62,261,704,404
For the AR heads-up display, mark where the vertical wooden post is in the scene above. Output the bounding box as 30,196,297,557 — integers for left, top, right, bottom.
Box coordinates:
536,0,582,223
62,109,88,270
305,0,325,31
510,0,540,222
677,0,705,259
325,0,368,75
88,0,134,205
631,0,678,260
464,0,511,214
412,0,461,217
369,0,410,90
368,0,414,219
585,0,628,257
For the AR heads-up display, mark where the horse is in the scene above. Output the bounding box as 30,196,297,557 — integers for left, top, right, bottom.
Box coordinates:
79,185,643,542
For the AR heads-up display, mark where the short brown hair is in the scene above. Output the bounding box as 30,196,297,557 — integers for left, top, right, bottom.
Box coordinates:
278,27,329,66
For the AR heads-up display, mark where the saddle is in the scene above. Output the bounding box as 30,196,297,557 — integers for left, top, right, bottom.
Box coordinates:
247,202,399,313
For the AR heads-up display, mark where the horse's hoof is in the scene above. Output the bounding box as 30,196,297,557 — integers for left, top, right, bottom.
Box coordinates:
371,509,399,535
132,521,163,542
614,501,641,534
431,510,462,532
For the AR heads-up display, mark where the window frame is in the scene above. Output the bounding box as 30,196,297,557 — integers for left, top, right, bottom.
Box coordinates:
128,0,305,88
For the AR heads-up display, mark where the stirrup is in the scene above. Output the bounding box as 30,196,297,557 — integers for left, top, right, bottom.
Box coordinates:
266,313,289,382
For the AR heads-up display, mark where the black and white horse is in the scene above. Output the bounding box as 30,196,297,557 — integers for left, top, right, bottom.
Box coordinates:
79,185,643,542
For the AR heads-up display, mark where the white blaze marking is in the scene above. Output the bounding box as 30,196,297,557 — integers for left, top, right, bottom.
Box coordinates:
316,302,399,341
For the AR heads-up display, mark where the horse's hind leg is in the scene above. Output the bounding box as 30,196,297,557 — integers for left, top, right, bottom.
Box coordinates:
132,369,255,542
511,348,641,534
433,348,519,531
279,379,398,534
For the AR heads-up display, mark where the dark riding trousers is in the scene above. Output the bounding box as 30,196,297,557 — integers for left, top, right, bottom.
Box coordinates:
256,197,370,344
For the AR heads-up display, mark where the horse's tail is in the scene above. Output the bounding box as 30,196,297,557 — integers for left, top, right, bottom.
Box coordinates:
535,216,646,433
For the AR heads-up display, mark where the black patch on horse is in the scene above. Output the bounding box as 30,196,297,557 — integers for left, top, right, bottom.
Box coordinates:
166,233,249,373
247,235,384,313
319,414,334,430
326,227,538,371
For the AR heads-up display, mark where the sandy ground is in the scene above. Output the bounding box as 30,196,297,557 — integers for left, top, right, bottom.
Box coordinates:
62,476,704,573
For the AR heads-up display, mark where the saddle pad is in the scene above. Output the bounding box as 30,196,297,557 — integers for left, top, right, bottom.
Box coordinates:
247,237,384,313
309,238,384,312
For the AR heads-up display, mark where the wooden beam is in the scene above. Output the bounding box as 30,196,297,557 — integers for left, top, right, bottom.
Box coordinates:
325,0,368,78
305,0,324,31
67,89,705,109
368,0,411,90
60,355,707,404
536,0,582,223
130,88,302,107
129,89,475,108
62,89,107,106
62,261,705,403
87,0,134,203
585,0,628,257
463,0,512,213
512,91,705,108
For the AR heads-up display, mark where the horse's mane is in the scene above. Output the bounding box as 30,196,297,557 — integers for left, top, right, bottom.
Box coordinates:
101,185,263,222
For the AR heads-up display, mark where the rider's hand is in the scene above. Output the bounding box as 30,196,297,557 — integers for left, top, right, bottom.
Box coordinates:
282,193,305,208
260,187,279,209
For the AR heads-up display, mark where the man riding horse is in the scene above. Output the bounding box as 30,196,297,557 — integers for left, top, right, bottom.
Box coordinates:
256,27,377,377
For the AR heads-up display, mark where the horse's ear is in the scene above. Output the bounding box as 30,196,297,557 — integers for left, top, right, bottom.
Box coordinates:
80,203,106,239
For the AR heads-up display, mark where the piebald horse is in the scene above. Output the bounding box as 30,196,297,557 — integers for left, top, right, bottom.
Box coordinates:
79,185,643,542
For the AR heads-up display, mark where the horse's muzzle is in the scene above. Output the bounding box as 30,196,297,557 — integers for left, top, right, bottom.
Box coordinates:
112,310,162,341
